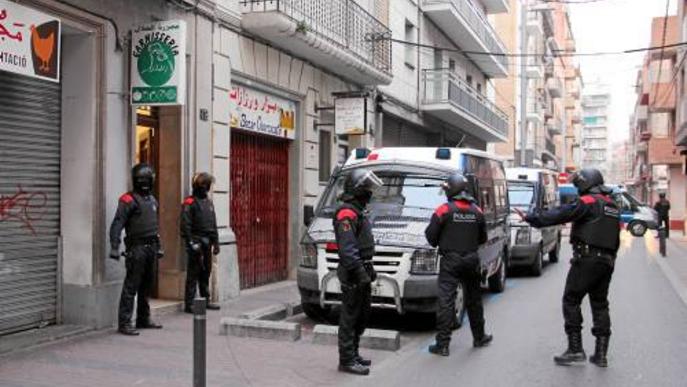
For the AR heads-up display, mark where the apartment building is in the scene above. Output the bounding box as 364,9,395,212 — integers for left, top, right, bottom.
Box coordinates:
493,0,581,170
380,0,510,149
581,85,611,175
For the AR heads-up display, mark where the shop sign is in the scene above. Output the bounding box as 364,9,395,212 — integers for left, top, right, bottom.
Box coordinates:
0,1,61,82
335,97,367,135
131,20,186,105
229,84,296,140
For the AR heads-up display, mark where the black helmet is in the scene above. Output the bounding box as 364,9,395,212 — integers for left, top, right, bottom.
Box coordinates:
659,192,666,198
192,172,215,198
342,168,383,203
443,173,472,200
132,163,155,195
571,168,604,194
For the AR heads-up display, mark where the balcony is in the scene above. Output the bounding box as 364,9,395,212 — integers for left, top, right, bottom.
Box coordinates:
650,83,676,112
526,55,543,79
526,13,544,37
240,0,392,86
546,117,562,135
423,0,509,77
547,77,563,98
677,99,687,146
636,141,648,153
543,137,557,160
639,131,652,142
527,99,543,124
636,104,648,122
421,68,508,142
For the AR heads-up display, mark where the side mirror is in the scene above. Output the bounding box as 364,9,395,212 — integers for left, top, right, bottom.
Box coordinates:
304,205,315,227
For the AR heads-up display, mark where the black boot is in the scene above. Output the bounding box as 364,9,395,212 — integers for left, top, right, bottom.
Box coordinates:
353,336,371,366
136,320,163,329
206,303,221,310
338,362,370,376
428,343,450,357
554,332,586,365
589,336,610,368
118,325,140,336
473,334,493,348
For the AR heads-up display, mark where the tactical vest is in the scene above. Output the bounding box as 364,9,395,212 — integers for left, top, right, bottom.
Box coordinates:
189,197,217,238
126,193,159,241
571,194,620,253
337,203,375,260
438,200,482,254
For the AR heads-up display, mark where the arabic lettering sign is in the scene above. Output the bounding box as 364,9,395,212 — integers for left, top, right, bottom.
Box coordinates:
229,84,297,140
335,97,367,135
131,20,186,105
0,1,61,82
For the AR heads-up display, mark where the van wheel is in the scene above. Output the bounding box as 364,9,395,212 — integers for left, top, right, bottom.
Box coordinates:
531,246,543,277
488,254,506,293
549,234,561,263
302,303,332,322
629,221,648,237
453,282,466,329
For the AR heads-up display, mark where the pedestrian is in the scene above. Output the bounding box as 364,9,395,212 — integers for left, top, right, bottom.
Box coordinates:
654,192,671,238
181,172,221,313
514,168,620,367
334,168,383,376
425,173,493,357
109,163,164,336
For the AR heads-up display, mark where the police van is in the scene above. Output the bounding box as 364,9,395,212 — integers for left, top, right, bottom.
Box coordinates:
608,185,659,237
506,168,562,276
298,148,510,321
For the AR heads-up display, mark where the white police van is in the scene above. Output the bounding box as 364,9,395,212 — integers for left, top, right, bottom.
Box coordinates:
298,147,510,321
506,168,562,276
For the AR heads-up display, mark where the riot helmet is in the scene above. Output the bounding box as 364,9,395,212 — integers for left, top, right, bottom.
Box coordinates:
192,172,215,198
443,173,473,201
571,168,604,195
659,192,666,199
132,163,155,195
342,168,383,204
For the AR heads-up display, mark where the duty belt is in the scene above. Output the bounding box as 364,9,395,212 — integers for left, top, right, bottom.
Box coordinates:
572,243,615,261
125,235,159,247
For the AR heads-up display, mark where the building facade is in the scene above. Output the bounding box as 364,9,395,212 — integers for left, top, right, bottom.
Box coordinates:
581,85,611,176
493,0,582,170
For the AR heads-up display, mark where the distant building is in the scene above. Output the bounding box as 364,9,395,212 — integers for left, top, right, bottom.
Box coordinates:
581,86,611,176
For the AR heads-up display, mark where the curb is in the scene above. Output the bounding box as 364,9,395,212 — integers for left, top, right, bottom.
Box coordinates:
238,300,303,321
655,243,687,308
219,317,301,341
311,324,401,351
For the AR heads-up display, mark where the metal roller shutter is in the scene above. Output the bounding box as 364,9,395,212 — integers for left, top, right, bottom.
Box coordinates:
0,71,61,335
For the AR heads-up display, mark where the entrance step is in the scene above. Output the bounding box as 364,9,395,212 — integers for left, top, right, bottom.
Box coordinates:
150,299,184,319
0,324,92,356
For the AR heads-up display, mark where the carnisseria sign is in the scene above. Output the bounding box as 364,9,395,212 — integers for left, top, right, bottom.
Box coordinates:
131,20,186,105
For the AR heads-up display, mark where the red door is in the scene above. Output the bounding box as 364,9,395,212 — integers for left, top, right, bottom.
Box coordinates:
230,131,289,289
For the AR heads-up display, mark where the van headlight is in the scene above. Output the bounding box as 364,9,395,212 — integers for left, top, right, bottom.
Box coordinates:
410,249,439,274
300,243,318,268
515,228,531,245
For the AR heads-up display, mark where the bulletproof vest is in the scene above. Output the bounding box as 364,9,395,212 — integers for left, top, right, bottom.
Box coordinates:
571,194,620,252
439,200,482,254
190,197,217,238
338,203,375,260
126,193,159,240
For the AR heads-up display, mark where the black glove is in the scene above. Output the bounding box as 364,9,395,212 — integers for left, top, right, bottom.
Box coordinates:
363,262,377,282
109,246,120,261
212,244,220,255
354,264,372,286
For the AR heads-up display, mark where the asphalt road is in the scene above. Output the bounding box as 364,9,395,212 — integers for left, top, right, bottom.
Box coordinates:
346,233,687,387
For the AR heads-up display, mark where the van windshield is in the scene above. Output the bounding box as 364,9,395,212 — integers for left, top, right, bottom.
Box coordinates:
319,170,447,218
508,182,535,209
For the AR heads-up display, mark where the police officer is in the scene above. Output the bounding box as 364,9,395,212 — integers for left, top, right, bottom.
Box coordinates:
654,192,671,238
425,173,492,356
515,168,620,367
109,163,164,336
181,172,221,313
334,168,383,376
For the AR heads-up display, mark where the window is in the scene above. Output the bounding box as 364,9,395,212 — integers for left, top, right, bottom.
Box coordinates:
337,145,349,165
477,83,482,94
319,130,332,182
449,59,456,73
404,20,416,68
466,75,473,86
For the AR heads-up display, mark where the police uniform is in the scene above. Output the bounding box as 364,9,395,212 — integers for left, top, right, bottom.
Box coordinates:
334,202,375,370
654,197,671,238
109,191,161,332
181,194,219,311
525,190,620,366
425,198,488,350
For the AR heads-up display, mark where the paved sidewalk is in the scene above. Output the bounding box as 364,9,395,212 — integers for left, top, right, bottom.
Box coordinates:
0,281,395,387
650,234,687,307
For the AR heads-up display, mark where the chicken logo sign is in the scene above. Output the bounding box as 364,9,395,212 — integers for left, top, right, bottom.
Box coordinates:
131,20,187,106
0,1,60,82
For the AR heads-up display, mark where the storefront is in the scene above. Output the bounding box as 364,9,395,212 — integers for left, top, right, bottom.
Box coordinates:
228,82,296,289
0,2,63,335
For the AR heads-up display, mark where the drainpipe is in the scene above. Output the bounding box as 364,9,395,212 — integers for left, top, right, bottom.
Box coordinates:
519,1,528,166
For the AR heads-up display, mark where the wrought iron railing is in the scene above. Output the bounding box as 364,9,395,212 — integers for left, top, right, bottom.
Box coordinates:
240,0,392,74
422,68,508,137
423,0,508,70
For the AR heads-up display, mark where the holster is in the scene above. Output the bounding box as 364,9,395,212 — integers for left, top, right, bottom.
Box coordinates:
572,243,615,267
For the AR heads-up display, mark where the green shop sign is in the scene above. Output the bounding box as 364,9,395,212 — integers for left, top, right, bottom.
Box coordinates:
130,20,186,105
